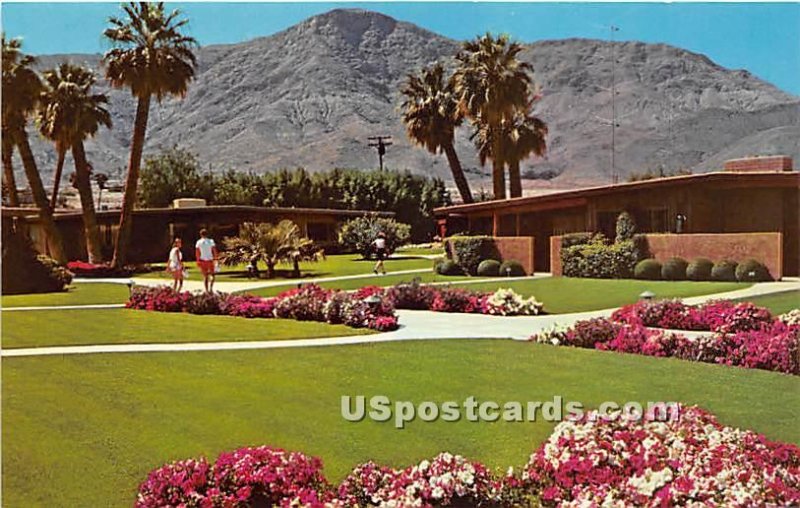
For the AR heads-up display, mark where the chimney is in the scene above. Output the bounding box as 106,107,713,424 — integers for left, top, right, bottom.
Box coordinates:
723,156,794,173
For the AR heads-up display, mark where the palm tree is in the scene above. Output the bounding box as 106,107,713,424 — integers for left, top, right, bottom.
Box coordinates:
37,64,112,262
400,64,473,204
1,35,67,262
506,111,547,198
220,221,322,279
1,125,19,206
103,2,197,267
454,33,532,199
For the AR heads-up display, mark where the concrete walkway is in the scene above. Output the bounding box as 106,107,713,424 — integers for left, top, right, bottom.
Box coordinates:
3,279,797,358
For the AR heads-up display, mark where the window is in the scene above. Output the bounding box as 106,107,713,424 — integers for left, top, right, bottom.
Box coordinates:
307,222,332,241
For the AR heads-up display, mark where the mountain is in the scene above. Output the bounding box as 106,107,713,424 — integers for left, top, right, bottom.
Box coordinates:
16,8,800,192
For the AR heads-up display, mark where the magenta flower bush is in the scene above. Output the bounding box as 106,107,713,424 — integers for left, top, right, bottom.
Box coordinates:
383,281,543,316
135,458,216,508
611,299,774,333
126,285,398,331
523,405,800,507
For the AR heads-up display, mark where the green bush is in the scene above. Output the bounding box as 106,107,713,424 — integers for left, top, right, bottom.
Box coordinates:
435,259,463,276
477,259,501,277
661,257,689,281
1,222,73,294
615,211,636,243
447,236,497,275
631,234,650,261
561,236,638,279
735,258,772,282
499,260,526,277
686,258,714,281
634,259,662,280
561,232,593,248
337,215,411,259
711,260,738,282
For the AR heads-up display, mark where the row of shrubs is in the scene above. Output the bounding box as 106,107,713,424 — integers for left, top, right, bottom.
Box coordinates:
532,301,800,375
434,257,525,277
126,285,399,331
436,235,527,277
634,257,772,282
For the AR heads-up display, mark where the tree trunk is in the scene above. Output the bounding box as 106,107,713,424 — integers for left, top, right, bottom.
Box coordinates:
72,141,104,263
492,138,506,200
267,261,275,279
13,126,67,263
49,147,66,210
2,136,19,206
292,256,300,278
508,160,522,198
443,143,473,204
112,94,151,268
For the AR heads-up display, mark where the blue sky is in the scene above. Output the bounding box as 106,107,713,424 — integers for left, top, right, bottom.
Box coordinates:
2,2,798,94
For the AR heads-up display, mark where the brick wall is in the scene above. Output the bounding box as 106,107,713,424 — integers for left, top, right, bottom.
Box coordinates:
493,236,535,275
724,156,793,173
549,232,784,279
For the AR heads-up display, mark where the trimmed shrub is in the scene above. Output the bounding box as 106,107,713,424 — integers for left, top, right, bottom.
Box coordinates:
562,237,638,279
686,257,714,281
615,211,636,243
735,258,773,282
711,260,738,282
476,259,501,277
435,259,463,276
447,236,495,275
337,215,411,259
1,224,73,294
661,257,688,281
631,233,650,260
561,232,593,248
634,259,662,280
499,260,526,277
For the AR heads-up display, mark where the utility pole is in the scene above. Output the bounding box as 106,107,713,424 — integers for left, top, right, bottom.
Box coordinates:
593,25,628,184
367,136,392,171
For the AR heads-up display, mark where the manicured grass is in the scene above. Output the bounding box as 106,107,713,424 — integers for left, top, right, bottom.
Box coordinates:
735,289,799,315
3,340,798,506
461,277,748,313
1,309,372,349
248,271,471,297
139,254,434,282
1,283,131,308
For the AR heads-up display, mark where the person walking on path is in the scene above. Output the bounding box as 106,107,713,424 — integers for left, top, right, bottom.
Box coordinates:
195,229,219,292
167,237,185,291
372,232,388,275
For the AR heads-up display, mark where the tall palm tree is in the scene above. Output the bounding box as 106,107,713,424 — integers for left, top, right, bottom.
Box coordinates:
37,63,112,262
103,2,197,267
454,33,532,199
1,35,67,262
400,64,473,204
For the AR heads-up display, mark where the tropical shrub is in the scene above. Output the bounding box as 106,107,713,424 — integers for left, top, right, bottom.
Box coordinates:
498,260,526,277
1,224,73,294
447,235,495,275
614,211,636,243
561,236,638,279
686,257,713,281
435,259,463,276
735,258,772,282
634,259,662,280
661,256,688,280
337,215,411,259
711,259,738,282
559,232,593,248
477,259,501,277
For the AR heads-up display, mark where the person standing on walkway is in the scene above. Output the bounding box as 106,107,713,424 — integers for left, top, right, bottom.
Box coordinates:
372,232,388,275
195,229,218,293
167,237,185,292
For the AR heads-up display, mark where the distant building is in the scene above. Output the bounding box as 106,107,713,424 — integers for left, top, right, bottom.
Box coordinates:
435,156,800,276
3,205,392,263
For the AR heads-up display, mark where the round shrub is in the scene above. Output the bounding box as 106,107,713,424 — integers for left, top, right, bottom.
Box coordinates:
498,260,525,277
634,259,662,280
476,259,501,277
661,257,688,281
436,259,463,276
686,257,714,281
711,260,738,282
735,258,772,282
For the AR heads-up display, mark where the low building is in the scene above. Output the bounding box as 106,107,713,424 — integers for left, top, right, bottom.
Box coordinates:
3,205,392,263
434,156,800,276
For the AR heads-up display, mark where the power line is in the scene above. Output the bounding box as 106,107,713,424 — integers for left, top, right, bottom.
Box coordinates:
367,136,393,171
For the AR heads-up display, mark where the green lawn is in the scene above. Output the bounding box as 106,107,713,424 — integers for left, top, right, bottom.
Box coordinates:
140,254,434,282
1,308,372,349
3,340,798,507
1,283,131,308
735,289,799,315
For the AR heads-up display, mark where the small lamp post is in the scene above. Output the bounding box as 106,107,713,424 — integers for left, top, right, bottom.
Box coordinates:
364,293,382,310
505,266,512,278
639,290,655,301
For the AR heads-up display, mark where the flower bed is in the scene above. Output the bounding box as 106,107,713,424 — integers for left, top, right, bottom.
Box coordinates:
126,284,398,332
384,280,544,316
66,260,136,278
136,405,800,507
532,300,800,375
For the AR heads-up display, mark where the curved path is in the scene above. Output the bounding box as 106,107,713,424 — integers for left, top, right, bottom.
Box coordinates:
3,280,797,358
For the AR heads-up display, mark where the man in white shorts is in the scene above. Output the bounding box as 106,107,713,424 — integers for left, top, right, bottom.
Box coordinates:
195,229,218,293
